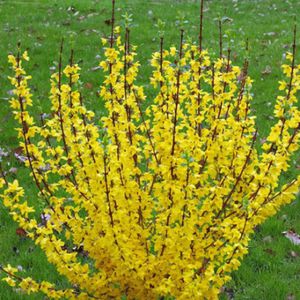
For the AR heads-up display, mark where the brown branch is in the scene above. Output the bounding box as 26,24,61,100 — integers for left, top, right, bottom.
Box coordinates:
170,29,184,159
217,129,257,217
57,39,71,159
268,26,297,153
79,95,97,164
218,19,223,59
223,48,231,93
181,167,190,227
134,91,160,166
199,0,204,52
103,154,114,227
160,37,164,88
0,265,23,282
286,25,297,101
16,50,53,205
110,0,115,48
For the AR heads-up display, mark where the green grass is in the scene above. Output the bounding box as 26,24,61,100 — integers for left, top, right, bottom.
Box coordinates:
0,0,299,299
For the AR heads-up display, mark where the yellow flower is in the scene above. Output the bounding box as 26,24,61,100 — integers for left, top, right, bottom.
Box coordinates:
2,25,300,300
170,46,177,56
101,37,107,45
22,51,30,61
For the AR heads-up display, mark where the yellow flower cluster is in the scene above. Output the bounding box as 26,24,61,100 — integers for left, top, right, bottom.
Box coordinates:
0,27,299,299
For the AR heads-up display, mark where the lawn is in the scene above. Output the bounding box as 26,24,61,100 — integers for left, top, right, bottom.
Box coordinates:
0,0,299,299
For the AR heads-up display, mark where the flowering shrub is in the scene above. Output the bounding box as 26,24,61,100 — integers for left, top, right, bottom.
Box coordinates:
0,3,300,300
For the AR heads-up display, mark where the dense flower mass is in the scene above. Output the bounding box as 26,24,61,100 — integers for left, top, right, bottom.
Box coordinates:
0,23,300,299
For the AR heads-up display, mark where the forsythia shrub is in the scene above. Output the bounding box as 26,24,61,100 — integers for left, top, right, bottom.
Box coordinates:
0,2,300,299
